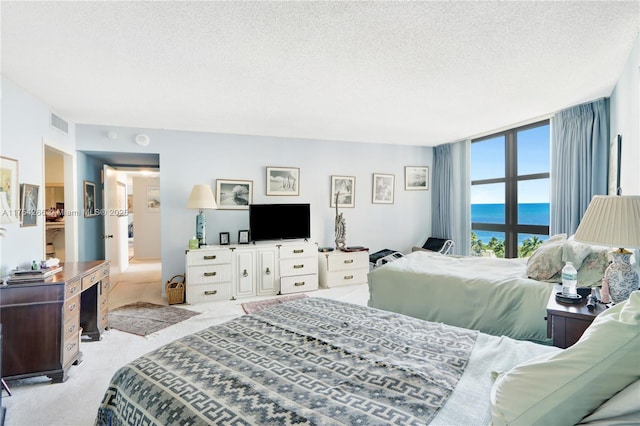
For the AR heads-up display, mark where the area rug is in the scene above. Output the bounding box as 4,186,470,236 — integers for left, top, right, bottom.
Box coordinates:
108,302,200,336
241,294,309,314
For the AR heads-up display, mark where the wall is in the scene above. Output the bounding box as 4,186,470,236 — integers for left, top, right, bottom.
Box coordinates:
75,152,105,261
75,126,433,283
0,77,76,275
610,34,640,195
132,176,161,258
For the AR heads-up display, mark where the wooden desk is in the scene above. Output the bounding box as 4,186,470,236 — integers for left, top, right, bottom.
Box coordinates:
0,261,110,383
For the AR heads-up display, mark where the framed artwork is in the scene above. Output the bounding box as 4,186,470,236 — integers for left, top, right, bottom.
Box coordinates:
330,175,355,208
216,179,253,210
147,186,160,210
405,166,429,190
84,180,97,217
238,229,250,244
372,173,395,204
20,183,39,227
219,232,230,245
266,166,300,196
0,156,19,224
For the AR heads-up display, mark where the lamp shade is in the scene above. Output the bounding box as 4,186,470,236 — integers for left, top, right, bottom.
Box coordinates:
574,195,640,249
186,184,217,210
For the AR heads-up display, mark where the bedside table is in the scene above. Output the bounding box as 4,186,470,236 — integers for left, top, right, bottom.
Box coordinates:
546,290,607,348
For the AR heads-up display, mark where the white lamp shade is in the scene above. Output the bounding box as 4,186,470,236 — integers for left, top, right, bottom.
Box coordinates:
574,195,640,249
186,184,217,210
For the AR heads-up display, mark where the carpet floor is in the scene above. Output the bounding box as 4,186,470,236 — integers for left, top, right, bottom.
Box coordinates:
241,294,308,314
108,301,200,336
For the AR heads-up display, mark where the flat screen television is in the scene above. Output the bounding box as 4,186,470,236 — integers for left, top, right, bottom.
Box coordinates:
249,203,310,242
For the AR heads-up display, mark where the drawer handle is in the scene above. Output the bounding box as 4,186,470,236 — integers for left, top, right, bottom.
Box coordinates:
204,290,218,295
68,303,77,312
204,271,217,277
294,282,305,287
265,267,271,275
293,249,304,254
293,264,304,269
67,324,77,333
243,269,248,277
344,275,354,280
101,298,107,305
66,342,77,351
69,285,78,294
344,259,354,264
204,255,217,260
88,273,96,282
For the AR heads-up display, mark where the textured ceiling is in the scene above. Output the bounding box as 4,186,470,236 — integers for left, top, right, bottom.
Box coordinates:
2,1,639,147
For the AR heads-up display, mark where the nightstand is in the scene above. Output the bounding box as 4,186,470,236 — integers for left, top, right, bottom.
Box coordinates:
546,289,607,348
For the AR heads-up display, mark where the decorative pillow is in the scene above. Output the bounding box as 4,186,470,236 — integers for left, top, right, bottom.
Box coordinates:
490,291,640,426
577,247,610,287
526,234,567,281
563,235,593,270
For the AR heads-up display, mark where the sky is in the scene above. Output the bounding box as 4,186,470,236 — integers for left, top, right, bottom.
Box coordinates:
471,124,550,204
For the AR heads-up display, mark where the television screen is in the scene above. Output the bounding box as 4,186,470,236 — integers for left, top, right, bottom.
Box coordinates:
249,204,310,242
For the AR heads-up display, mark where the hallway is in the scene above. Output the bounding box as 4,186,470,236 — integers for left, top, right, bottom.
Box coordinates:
108,257,165,310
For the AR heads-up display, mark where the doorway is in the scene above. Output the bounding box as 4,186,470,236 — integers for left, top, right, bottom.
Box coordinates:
44,145,75,262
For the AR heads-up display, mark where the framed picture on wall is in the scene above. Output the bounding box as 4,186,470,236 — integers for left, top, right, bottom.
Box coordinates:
372,173,395,204
330,175,355,208
405,166,429,190
19,183,39,227
0,156,19,224
216,179,253,210
147,186,160,210
84,180,97,217
266,166,300,196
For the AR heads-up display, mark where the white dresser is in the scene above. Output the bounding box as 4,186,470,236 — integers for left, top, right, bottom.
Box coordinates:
279,242,319,294
318,250,369,288
185,247,234,304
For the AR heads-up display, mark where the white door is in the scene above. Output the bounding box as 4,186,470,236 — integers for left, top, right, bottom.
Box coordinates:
103,165,129,274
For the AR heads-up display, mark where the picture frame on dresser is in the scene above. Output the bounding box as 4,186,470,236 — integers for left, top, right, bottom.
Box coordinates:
219,232,230,245
216,179,253,210
238,230,250,244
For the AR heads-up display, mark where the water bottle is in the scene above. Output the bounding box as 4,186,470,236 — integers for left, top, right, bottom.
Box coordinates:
562,261,578,298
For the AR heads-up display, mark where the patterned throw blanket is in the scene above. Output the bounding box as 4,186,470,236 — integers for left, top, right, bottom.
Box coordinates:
96,298,478,425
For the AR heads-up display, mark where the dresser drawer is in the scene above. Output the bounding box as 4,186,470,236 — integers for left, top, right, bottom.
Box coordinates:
186,282,233,303
324,269,369,288
188,264,232,284
325,251,369,272
279,244,315,259
280,257,318,276
280,274,318,294
186,249,232,266
65,279,81,300
64,294,80,319
82,267,109,290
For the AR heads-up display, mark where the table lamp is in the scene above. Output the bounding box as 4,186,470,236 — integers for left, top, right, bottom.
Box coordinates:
574,195,640,304
186,184,217,247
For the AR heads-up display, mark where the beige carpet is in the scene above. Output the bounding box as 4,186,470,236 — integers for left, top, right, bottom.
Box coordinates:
108,302,200,336
241,294,308,314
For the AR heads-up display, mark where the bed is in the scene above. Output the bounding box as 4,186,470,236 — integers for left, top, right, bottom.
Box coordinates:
95,296,639,426
368,251,556,343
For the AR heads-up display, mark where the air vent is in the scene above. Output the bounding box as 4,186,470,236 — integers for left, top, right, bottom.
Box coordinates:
50,112,69,135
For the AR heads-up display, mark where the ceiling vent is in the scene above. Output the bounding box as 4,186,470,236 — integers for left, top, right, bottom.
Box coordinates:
50,112,69,135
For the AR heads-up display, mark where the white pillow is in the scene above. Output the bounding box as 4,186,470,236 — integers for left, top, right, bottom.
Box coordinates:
490,290,640,426
563,235,593,270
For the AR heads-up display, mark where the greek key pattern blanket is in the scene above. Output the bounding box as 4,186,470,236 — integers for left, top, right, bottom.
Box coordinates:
96,298,478,425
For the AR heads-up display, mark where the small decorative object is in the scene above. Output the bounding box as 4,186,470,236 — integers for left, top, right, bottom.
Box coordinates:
0,156,19,224
372,173,394,204
266,167,300,196
20,183,39,227
334,192,346,250
216,179,253,210
330,175,355,208
186,184,217,247
405,166,429,190
219,232,230,245
238,230,250,244
574,195,640,304
84,180,97,217
189,236,199,250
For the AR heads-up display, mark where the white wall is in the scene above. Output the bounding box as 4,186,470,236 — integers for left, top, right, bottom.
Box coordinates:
610,34,640,195
132,176,161,258
75,126,433,283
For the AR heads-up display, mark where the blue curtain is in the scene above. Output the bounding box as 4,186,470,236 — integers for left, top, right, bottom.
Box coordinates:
432,140,471,255
550,98,609,235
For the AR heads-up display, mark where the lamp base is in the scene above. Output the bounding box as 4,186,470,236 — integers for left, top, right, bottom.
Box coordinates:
605,250,639,304
196,211,206,247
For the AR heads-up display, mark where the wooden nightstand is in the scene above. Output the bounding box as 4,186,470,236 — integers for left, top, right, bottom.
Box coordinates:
546,289,607,348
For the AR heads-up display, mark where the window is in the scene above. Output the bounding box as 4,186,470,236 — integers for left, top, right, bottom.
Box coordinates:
471,121,550,258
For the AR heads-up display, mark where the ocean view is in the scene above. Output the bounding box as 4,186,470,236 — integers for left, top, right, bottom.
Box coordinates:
472,203,550,245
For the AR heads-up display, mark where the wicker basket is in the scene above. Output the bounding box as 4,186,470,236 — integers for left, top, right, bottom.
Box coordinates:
166,274,185,305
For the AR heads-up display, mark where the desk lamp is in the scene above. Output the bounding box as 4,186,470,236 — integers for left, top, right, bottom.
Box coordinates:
186,184,217,247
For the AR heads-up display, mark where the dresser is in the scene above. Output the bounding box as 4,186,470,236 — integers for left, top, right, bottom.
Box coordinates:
0,261,110,383
279,242,318,294
318,250,369,288
185,247,234,304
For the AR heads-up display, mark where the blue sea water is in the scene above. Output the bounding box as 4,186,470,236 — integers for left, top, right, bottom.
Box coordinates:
472,203,550,245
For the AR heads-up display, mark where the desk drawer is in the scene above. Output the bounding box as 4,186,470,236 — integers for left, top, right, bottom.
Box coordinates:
64,294,80,318
82,267,109,290
65,279,81,300
280,274,318,294
280,257,318,276
186,249,232,266
62,333,80,367
186,282,233,304
188,265,232,284
63,311,80,342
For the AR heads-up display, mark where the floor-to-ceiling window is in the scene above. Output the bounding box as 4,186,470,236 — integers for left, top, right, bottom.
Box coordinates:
471,120,550,258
